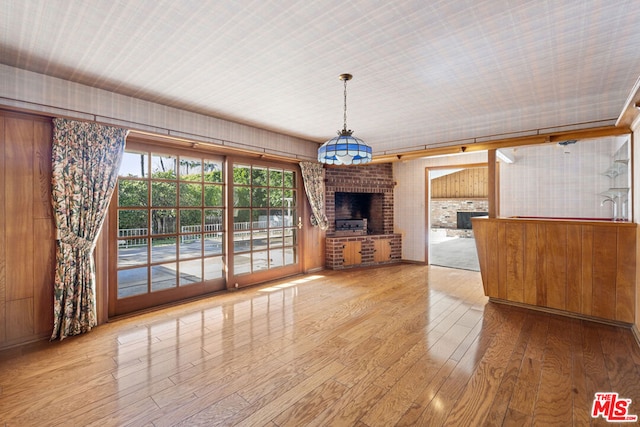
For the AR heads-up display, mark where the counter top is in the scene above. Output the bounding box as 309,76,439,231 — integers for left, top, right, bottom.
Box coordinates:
493,216,635,227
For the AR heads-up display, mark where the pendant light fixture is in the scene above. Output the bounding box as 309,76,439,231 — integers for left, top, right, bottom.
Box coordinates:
318,73,372,165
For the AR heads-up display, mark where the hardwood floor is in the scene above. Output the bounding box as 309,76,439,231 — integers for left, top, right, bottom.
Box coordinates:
2,264,640,426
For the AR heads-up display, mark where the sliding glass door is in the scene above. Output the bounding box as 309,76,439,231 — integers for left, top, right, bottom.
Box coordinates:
111,146,226,315
110,146,302,315
230,162,300,285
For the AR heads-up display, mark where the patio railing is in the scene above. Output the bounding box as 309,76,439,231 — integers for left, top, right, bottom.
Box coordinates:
118,220,292,247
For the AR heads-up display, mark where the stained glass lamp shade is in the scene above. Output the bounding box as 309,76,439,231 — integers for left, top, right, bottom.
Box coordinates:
318,74,372,165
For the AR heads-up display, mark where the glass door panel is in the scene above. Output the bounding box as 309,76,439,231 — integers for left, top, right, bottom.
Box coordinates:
111,150,301,313
112,149,225,316
230,163,300,281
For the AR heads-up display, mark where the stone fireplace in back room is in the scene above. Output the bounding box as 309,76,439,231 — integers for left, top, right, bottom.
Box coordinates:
431,199,488,238
324,164,401,269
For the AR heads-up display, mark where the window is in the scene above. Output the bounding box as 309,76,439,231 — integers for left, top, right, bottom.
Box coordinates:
232,163,298,276
110,145,302,315
114,149,225,312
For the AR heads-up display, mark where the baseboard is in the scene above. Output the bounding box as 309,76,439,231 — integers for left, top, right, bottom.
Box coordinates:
0,331,51,354
488,297,633,329
401,259,427,265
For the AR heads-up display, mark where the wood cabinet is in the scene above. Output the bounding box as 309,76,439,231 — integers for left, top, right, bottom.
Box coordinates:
325,234,401,269
342,241,362,266
373,239,391,263
472,216,636,324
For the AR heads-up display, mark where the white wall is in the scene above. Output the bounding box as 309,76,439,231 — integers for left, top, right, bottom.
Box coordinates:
394,137,630,262
499,137,629,219
393,152,488,262
631,114,640,332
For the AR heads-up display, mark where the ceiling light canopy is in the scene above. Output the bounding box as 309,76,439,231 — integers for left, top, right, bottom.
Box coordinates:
318,74,372,165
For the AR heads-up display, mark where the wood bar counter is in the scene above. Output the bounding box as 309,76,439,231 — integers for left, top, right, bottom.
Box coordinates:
472,216,636,324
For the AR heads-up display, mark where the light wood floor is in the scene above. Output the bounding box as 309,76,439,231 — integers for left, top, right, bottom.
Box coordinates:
2,264,640,426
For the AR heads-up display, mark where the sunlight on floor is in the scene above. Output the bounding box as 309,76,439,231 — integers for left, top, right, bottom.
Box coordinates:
258,274,325,293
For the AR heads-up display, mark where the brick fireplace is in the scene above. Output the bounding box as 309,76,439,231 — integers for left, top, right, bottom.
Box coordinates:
325,163,395,234
324,163,401,269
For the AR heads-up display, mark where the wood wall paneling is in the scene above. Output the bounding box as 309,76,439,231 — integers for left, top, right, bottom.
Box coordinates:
615,227,636,323
5,117,35,302
33,120,54,336
497,222,508,299
95,215,109,325
485,220,500,297
591,226,618,320
5,298,34,341
0,112,55,349
581,226,594,316
302,197,325,272
535,224,547,307
472,217,489,294
488,151,497,218
33,121,53,220
523,223,538,305
566,225,582,314
430,167,488,198
545,223,568,311
33,219,55,335
505,222,524,303
472,217,635,324
0,116,5,343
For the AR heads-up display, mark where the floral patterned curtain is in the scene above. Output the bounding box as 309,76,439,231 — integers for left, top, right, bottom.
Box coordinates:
50,118,127,340
299,161,328,230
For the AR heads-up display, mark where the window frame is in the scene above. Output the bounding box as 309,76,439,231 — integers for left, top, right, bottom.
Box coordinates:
109,142,226,316
108,143,304,316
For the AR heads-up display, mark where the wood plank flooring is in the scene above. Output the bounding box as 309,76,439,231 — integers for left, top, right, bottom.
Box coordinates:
2,264,640,426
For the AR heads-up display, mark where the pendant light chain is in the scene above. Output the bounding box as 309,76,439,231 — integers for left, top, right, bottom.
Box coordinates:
343,77,348,133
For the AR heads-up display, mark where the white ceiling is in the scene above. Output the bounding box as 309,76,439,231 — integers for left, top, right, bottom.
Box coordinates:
2,0,640,155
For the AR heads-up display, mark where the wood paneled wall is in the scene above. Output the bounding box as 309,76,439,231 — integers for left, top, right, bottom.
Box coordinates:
431,167,488,198
301,196,325,272
473,217,636,323
0,111,55,349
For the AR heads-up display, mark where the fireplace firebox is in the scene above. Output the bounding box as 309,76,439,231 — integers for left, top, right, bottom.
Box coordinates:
457,211,488,229
334,192,383,234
